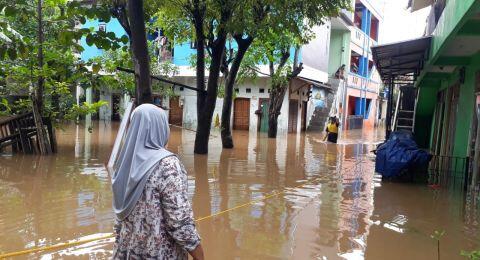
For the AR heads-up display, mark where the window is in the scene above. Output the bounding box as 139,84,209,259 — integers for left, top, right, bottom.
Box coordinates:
259,88,265,93
268,89,271,93
180,87,184,91
350,51,361,75
99,23,106,32
246,88,251,93
370,15,379,41
235,88,239,93
354,3,364,30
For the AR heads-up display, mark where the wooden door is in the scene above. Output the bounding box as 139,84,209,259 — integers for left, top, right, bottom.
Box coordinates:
288,100,298,133
233,98,250,130
169,96,183,126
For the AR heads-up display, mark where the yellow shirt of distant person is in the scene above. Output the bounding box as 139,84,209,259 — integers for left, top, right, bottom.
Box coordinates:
327,122,339,134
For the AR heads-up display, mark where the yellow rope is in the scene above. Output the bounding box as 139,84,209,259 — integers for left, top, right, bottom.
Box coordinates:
0,235,115,258
0,188,292,258
0,160,365,259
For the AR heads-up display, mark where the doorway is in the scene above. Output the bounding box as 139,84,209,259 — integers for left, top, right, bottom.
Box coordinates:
288,100,298,133
258,98,269,132
301,101,308,131
112,94,121,121
233,98,250,130
169,96,183,126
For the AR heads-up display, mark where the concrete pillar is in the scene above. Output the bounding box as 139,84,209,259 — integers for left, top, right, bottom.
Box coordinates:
85,87,92,125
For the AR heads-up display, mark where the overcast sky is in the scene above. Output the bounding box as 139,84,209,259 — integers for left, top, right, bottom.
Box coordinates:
379,0,431,44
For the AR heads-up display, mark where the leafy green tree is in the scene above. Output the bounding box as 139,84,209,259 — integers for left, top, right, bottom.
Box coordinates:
156,0,350,152
247,0,350,138
155,0,238,154
0,0,124,154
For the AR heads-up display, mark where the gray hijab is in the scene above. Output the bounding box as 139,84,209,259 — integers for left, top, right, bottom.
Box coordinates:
112,104,174,220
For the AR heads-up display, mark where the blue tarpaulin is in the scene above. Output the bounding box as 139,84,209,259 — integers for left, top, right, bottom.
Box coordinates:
375,131,432,179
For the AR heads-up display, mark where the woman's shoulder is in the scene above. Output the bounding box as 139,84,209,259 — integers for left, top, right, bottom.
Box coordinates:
152,155,185,176
154,155,178,169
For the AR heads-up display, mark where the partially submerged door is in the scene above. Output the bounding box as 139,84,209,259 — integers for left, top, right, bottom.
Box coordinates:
288,100,298,133
301,101,307,131
233,98,250,130
259,98,269,132
169,96,183,126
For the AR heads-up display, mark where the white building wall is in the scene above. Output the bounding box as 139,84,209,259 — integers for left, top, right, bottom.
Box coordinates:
278,89,289,134
234,78,270,132
302,22,332,73
99,91,112,121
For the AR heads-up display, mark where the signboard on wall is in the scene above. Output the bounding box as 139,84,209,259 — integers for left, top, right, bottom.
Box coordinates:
312,87,327,109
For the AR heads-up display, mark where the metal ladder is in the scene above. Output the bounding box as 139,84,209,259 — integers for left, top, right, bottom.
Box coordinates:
393,85,417,132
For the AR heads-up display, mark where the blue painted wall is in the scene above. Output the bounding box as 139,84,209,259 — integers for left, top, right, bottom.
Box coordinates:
80,18,303,66
81,19,127,61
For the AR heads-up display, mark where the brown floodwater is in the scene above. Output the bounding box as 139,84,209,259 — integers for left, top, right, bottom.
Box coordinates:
0,122,478,259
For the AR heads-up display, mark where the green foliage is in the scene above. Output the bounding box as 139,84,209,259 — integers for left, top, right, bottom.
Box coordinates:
0,0,131,124
0,97,10,115
461,250,480,260
64,100,108,122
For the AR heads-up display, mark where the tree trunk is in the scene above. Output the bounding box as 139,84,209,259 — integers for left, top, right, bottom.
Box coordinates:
32,96,51,154
267,83,288,138
33,0,51,155
220,38,252,148
193,1,232,154
193,3,206,123
36,0,44,114
266,49,303,139
127,0,152,105
194,37,226,154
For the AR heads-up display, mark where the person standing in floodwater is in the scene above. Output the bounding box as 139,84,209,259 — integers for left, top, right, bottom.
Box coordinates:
325,116,340,143
111,104,204,260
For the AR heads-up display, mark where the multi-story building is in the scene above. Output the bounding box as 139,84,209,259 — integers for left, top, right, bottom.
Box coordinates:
80,2,385,135
327,0,385,131
373,0,480,187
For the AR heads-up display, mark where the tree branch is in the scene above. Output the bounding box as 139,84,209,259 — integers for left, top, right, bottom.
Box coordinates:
278,49,290,69
248,65,270,77
288,62,303,80
110,2,131,37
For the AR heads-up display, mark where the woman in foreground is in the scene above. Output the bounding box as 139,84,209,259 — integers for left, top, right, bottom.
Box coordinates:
111,104,204,260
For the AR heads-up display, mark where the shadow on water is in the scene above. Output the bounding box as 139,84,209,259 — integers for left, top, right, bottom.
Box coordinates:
0,121,478,259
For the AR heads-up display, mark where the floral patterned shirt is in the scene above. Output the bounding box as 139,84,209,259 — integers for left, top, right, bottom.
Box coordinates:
113,156,200,259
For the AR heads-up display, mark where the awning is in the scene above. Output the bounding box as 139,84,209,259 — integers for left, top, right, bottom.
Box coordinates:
298,77,331,88
291,77,332,95
372,36,432,82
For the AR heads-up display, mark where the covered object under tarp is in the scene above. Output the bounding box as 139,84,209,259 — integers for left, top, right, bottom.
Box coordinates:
375,131,432,181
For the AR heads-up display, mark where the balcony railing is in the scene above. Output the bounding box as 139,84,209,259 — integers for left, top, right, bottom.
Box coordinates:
347,72,381,93
350,26,378,50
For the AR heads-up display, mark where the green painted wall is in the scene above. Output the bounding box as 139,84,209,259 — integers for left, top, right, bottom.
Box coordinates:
430,0,479,60
452,57,480,158
416,0,480,87
414,82,438,148
328,30,350,76
417,56,480,165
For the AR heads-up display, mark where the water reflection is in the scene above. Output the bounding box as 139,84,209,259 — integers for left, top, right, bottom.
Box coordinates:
0,122,478,259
